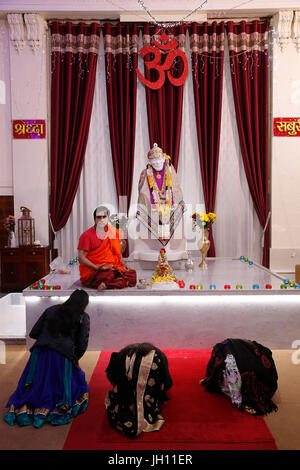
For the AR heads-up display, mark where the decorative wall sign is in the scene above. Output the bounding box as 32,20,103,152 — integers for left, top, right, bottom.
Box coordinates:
136,31,188,90
13,120,46,139
273,117,300,136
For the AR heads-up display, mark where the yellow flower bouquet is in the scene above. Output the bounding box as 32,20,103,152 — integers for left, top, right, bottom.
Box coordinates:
192,212,216,231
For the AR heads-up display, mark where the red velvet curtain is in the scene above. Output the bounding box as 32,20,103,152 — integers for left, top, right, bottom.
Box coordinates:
142,24,186,170
50,22,100,239
104,23,138,256
227,20,270,267
189,22,225,257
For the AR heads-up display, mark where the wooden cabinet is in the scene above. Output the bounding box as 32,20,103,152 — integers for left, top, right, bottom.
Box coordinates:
0,246,50,292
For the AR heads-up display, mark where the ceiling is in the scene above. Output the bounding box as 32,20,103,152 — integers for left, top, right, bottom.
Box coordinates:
0,0,298,21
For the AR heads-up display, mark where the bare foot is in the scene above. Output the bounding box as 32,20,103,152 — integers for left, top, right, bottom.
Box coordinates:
97,282,106,291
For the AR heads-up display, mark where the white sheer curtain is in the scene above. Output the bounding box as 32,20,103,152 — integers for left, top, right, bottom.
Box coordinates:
58,32,262,264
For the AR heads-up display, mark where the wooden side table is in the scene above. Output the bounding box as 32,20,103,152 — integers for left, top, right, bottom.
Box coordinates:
0,246,50,292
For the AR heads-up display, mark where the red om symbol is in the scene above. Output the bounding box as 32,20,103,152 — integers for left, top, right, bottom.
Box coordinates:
136,31,188,90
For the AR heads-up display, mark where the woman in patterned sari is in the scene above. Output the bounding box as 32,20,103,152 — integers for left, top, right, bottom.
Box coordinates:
104,343,173,438
201,338,278,416
4,289,90,428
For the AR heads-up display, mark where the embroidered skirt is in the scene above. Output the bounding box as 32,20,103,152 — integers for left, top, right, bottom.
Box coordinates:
4,347,89,428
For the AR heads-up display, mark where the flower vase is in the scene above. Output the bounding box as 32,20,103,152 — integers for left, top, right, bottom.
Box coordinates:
7,232,13,248
10,231,16,247
198,228,210,269
7,231,16,248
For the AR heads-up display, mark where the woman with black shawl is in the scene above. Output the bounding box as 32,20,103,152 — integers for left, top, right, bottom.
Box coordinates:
4,289,90,428
104,342,173,437
201,338,278,416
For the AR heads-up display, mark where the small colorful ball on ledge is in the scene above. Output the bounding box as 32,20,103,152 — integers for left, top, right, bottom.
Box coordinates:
289,281,295,287
280,284,287,289
252,284,259,289
196,284,203,290
265,284,272,289
224,284,231,289
54,285,61,290
210,284,216,289
189,285,196,290
49,286,54,290
248,260,253,266
240,256,244,260
236,284,243,289
178,280,185,288
244,257,249,262
283,279,290,285
69,259,74,265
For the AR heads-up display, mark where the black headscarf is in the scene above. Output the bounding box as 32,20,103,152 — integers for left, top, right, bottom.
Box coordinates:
48,289,89,337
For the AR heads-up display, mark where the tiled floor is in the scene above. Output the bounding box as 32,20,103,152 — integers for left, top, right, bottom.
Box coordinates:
0,347,299,450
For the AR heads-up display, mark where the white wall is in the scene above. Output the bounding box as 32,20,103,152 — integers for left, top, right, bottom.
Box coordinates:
270,38,300,272
0,20,12,196
6,18,49,246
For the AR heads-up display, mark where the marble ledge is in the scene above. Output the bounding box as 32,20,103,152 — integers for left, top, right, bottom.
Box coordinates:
22,257,299,297
22,286,300,297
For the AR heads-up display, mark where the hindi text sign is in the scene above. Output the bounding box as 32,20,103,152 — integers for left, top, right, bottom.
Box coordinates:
13,120,46,139
273,118,300,136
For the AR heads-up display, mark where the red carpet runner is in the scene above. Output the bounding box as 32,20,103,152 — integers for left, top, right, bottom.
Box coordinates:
63,349,277,450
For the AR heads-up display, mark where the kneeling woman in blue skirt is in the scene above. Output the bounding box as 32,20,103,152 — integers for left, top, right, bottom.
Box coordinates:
4,289,90,428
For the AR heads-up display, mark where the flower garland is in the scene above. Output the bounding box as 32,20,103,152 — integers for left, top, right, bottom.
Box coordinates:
150,248,177,284
147,157,173,216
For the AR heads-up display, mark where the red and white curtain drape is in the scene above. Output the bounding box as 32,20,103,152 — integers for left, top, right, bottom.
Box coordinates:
104,23,138,256
51,20,270,266
50,21,100,248
141,23,186,171
189,21,225,257
227,20,270,266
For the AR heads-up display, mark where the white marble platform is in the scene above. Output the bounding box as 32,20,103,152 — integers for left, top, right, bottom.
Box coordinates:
23,257,300,351
23,257,292,296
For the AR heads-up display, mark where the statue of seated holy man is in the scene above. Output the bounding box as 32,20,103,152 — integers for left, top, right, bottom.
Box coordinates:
132,143,187,261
